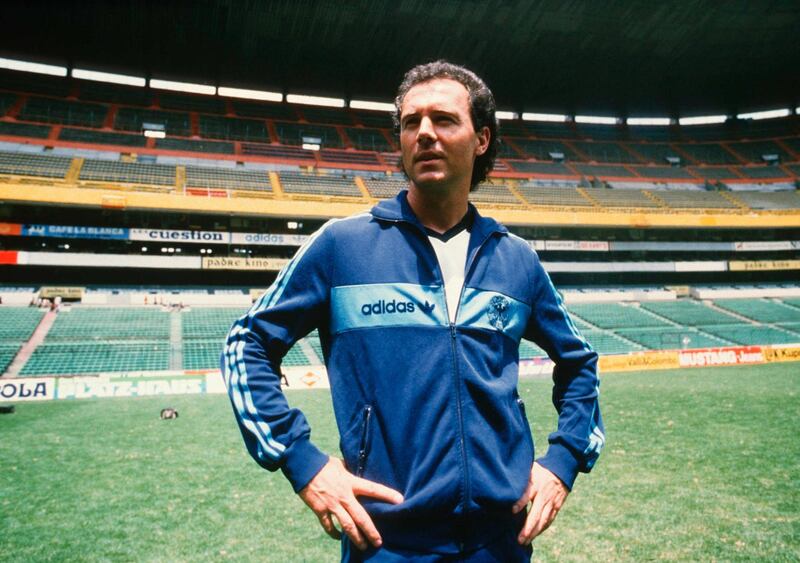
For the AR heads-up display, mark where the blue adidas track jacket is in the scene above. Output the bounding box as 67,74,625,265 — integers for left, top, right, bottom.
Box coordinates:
222,191,604,553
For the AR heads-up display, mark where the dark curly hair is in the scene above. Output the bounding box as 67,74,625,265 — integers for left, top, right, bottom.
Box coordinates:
393,60,498,191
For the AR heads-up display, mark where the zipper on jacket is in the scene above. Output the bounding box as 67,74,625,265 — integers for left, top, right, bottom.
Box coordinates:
385,213,501,513
448,321,470,516
356,404,372,476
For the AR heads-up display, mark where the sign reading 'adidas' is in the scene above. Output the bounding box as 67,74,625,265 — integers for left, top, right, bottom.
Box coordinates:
360,299,436,316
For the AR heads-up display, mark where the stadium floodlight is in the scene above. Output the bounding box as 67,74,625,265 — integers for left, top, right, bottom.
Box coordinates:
287,93,345,108
627,117,671,126
736,108,791,121
142,122,166,139
521,112,568,122
575,115,619,125
72,68,145,87
350,99,395,112
0,56,67,77
150,78,216,95
218,86,282,102
301,136,322,151
678,114,727,126
496,111,519,121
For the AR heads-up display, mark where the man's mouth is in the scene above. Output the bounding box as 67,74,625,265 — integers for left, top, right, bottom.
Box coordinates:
415,152,444,163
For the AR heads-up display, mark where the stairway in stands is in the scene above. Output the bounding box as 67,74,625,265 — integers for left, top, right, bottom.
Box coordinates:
4,309,57,377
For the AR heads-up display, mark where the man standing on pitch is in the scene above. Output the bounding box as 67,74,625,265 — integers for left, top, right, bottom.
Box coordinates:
222,60,604,561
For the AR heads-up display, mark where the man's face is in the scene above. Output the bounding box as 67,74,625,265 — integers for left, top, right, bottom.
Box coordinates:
399,78,489,192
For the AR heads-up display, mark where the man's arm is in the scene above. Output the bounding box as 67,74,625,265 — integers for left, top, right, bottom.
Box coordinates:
221,223,402,549
515,246,605,544
222,226,333,491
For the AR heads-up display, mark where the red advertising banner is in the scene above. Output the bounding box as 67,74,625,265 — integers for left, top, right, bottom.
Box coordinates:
0,250,19,265
0,222,22,236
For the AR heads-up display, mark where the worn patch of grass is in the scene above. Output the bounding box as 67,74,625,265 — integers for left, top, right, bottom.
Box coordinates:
1,363,798,561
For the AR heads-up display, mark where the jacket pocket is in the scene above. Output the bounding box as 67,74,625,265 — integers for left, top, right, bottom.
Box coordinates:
356,404,373,476
517,397,534,456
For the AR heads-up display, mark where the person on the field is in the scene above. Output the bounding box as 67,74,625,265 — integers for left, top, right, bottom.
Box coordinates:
222,60,604,562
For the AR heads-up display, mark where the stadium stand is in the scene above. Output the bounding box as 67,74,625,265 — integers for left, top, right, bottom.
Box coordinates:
182,307,243,340
468,181,522,205
346,127,395,152
652,190,739,209
0,307,45,341
279,171,361,197
640,300,742,325
630,166,696,179
688,166,738,180
79,159,177,186
0,121,52,139
319,149,382,166
510,139,579,161
363,175,407,199
726,140,792,163
185,165,271,192
20,341,171,376
516,184,593,207
580,330,643,354
19,96,107,127
507,161,574,175
626,143,681,164
737,166,791,179
273,121,344,148
713,299,800,323
114,107,192,137
59,128,147,147
0,151,72,178
568,303,670,330
572,163,636,177
584,187,662,208
699,324,800,346
679,143,740,165
156,138,235,154
46,308,170,340
571,141,639,163
240,143,316,161
199,115,269,142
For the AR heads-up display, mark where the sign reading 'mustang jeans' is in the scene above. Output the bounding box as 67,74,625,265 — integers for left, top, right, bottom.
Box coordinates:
129,228,231,244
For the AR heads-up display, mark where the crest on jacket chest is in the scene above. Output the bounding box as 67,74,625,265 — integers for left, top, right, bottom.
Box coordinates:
487,295,510,330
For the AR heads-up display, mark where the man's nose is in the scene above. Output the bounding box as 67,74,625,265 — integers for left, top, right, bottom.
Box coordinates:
417,117,436,144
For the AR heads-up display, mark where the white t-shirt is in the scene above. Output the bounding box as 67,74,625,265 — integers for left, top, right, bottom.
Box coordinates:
426,211,473,323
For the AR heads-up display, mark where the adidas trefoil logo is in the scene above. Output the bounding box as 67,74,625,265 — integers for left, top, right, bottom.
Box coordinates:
418,300,436,314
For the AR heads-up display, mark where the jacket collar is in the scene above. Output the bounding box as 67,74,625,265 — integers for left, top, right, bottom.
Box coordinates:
371,189,507,241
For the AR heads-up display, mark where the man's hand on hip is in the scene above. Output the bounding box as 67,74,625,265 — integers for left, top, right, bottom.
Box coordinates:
512,461,569,545
298,457,404,551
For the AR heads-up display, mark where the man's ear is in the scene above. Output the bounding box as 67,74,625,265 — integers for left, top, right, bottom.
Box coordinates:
475,126,490,156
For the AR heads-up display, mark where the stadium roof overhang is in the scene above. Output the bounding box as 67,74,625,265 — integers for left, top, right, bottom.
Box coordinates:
1,0,799,118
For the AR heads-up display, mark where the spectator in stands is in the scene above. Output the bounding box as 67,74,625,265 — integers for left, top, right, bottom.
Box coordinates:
222,60,603,562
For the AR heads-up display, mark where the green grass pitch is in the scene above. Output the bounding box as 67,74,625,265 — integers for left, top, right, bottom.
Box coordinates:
1,362,798,561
